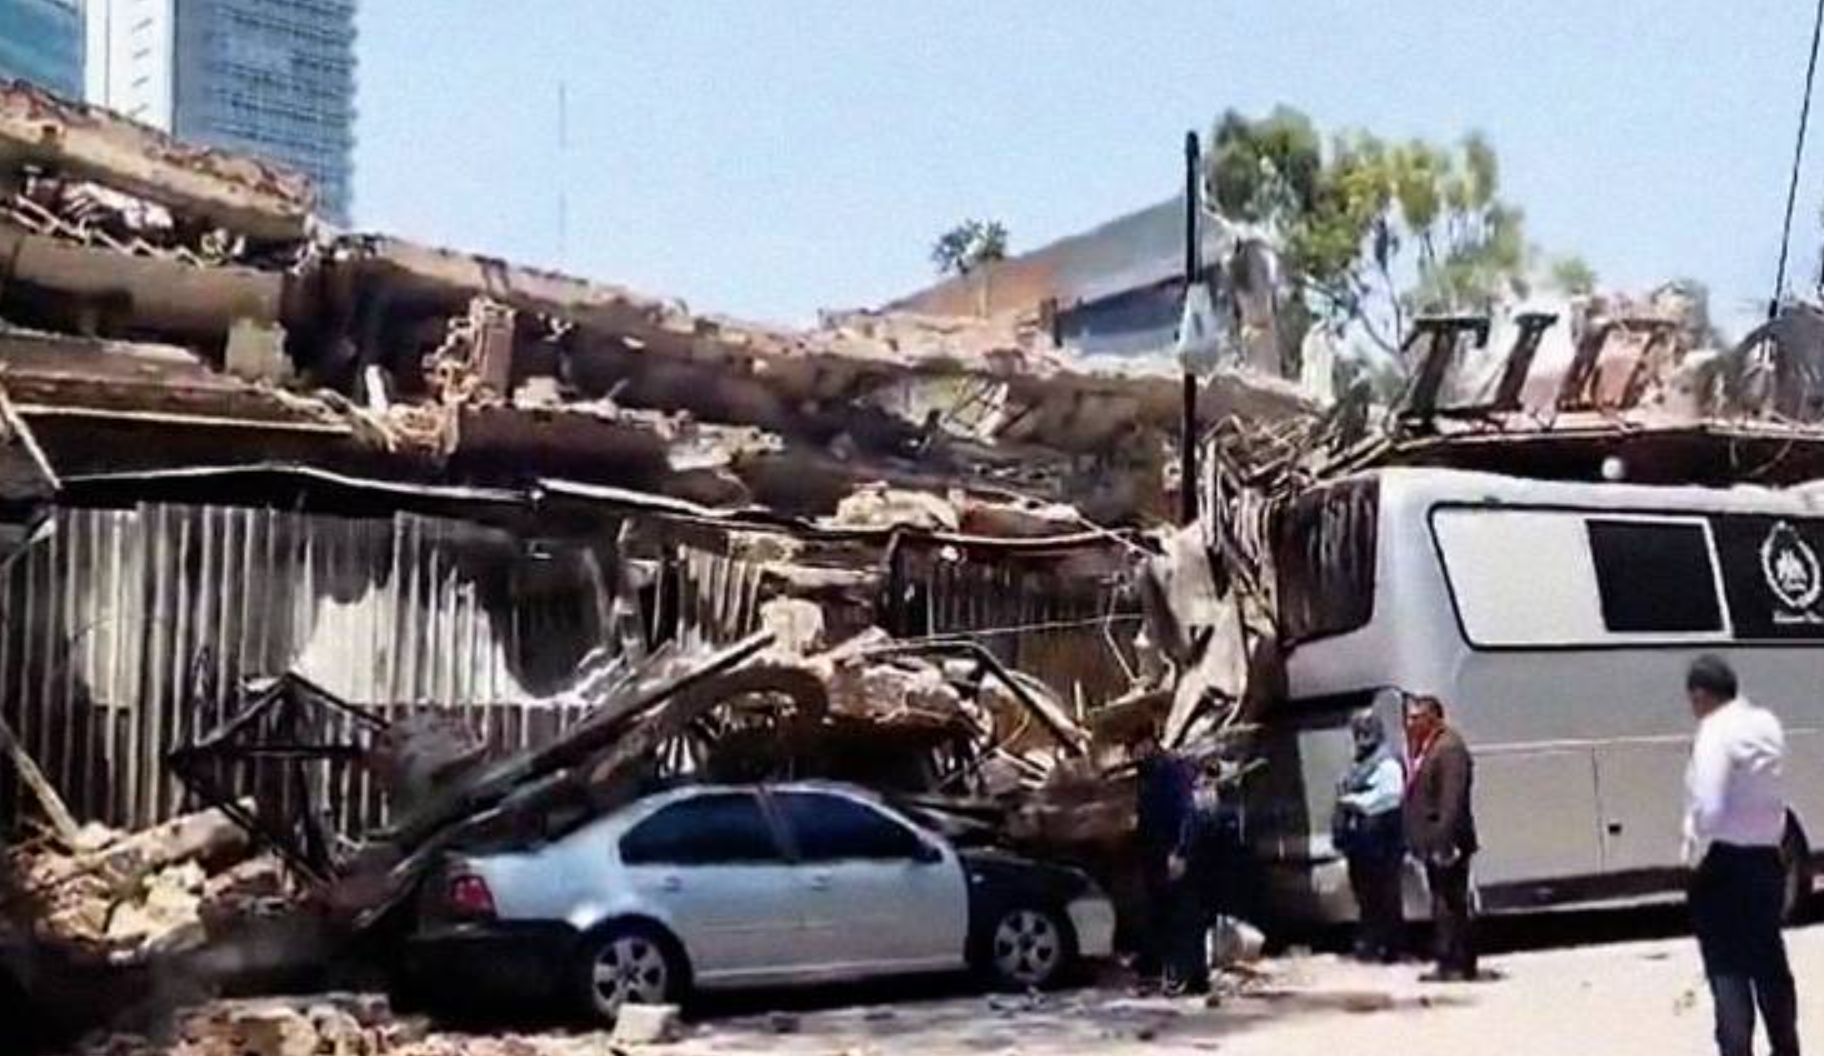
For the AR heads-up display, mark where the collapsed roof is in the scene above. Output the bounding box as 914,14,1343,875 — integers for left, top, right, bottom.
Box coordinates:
0,79,1310,535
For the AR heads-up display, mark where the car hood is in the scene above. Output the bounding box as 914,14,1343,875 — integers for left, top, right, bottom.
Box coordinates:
958,847,1097,902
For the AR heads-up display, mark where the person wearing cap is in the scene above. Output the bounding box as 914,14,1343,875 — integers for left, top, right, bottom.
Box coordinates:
1684,654,1799,1056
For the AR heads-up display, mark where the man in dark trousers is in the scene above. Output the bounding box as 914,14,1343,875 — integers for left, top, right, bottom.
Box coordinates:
1133,726,1206,995
1401,693,1479,982
1335,709,1407,963
1683,655,1799,1056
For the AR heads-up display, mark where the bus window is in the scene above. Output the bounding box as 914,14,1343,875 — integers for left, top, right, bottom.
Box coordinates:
1434,509,1602,645
1586,520,1724,633
1275,479,1377,643
1433,509,1726,647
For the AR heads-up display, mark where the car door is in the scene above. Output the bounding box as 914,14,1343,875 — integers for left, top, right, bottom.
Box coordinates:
769,789,969,975
615,790,806,985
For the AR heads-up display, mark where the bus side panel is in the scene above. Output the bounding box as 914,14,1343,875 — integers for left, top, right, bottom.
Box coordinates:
1453,649,1824,896
1472,748,1602,889
1594,740,1691,874
1786,728,1824,864
1249,726,1348,862
1246,713,1366,925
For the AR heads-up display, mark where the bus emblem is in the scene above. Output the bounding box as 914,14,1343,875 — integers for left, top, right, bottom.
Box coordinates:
1760,521,1823,614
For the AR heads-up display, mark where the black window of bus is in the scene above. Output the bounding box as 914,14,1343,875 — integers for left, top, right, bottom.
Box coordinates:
1273,479,1378,643
1585,520,1723,633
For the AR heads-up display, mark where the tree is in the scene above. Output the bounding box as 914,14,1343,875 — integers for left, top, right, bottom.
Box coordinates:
1206,108,1554,357
1548,256,1599,296
932,219,1010,276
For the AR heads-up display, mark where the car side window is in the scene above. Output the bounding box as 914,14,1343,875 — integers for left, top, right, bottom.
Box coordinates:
619,792,783,866
775,792,926,861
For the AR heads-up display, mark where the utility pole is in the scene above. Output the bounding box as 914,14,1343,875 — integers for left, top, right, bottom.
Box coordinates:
1180,131,1202,525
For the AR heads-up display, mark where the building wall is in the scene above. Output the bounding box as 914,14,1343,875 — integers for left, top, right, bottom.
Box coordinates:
0,0,85,98
86,0,356,225
891,196,1193,321
84,0,177,126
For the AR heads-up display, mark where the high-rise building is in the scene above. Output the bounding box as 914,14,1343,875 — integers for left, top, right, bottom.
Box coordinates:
86,0,356,225
0,0,85,98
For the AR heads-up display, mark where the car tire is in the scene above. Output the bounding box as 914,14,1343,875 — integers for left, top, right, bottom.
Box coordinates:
572,920,689,1025
980,904,1077,991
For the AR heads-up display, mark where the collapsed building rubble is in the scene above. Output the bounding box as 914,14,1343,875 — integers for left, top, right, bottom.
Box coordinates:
4,805,273,960
12,72,1824,1051
0,77,1281,834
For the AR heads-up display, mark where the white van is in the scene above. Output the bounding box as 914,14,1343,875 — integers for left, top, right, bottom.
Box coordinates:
1251,466,1824,924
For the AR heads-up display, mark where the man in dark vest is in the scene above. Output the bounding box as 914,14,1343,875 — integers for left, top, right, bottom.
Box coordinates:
1401,694,1479,982
1133,726,1206,995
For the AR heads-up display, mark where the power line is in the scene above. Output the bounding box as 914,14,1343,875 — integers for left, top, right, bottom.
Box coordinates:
1773,0,1824,318
556,78,570,270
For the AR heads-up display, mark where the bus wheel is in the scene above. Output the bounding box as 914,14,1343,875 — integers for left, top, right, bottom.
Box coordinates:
1782,822,1811,924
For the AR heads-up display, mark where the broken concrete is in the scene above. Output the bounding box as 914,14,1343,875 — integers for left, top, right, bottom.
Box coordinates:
0,83,314,242
5,805,256,962
612,1003,684,1045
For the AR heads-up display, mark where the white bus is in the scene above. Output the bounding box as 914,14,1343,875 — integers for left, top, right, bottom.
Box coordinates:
1251,466,1824,924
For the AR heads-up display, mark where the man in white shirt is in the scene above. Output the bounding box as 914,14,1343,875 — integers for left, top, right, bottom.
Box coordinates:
1684,655,1799,1056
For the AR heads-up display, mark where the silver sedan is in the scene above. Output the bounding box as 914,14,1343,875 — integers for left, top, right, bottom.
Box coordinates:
401,781,1117,1023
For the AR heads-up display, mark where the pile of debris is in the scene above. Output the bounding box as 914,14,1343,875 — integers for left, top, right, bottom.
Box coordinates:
159,626,1119,935
72,992,698,1056
3,806,293,963
72,994,424,1056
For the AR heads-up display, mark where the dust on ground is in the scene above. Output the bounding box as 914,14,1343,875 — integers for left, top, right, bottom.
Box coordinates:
92,918,1822,1056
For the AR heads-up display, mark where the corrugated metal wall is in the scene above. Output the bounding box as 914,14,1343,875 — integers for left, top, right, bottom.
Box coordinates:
892,550,1141,714
0,503,618,831
0,499,1106,834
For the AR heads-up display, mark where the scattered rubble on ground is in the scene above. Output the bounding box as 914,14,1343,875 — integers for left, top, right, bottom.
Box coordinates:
61,928,1806,1056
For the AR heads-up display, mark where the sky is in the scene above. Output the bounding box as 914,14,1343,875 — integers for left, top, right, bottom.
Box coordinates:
355,1,1824,336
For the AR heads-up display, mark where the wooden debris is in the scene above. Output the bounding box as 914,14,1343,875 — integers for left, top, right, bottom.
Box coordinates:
0,711,79,846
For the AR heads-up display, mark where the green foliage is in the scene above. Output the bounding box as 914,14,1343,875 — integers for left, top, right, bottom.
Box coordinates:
1548,256,1599,296
1206,108,1547,352
932,219,1010,276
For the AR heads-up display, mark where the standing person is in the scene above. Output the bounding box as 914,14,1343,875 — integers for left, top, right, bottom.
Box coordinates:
1133,727,1205,995
1683,655,1799,1056
1334,709,1406,963
1401,694,1479,982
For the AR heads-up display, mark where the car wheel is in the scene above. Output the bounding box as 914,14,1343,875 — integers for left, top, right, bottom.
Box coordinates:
575,922,687,1024
985,905,1075,991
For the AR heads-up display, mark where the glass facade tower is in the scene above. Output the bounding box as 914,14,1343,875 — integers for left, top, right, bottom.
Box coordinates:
0,0,84,98
87,0,356,225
